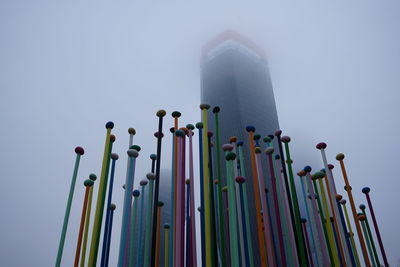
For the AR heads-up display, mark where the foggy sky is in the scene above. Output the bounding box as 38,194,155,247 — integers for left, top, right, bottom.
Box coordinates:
1,1,399,266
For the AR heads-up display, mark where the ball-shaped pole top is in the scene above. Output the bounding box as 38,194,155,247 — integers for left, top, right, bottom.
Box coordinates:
154,132,164,138
127,149,139,158
171,111,181,118
315,171,325,179
254,134,261,140
110,134,116,142
274,129,282,136
281,136,291,143
133,190,140,197
359,204,366,210
263,136,271,143
111,153,119,160
89,173,97,181
156,109,166,117
255,147,262,154
222,186,228,192
316,142,327,150
128,128,136,135
245,125,255,132
110,203,116,210
180,127,189,135
195,122,203,129
275,154,280,160
328,164,334,170
150,154,157,160
130,145,141,152
268,134,275,140
320,168,326,173
175,129,185,137
340,199,347,205
336,153,345,161
236,176,246,184
158,201,164,207
212,106,220,113
186,124,195,130
75,146,85,155
336,194,343,201
197,207,202,212
301,218,307,223
207,131,213,137
344,185,352,191
304,166,312,173
140,179,148,186
105,121,114,129
358,214,366,221
222,143,234,152
169,127,175,133
362,187,371,194
214,179,218,185
236,141,243,147
229,136,237,143
185,179,190,185
225,152,236,161
164,223,170,229
200,104,210,110
265,147,274,155
84,179,94,187
146,172,156,180
297,170,306,177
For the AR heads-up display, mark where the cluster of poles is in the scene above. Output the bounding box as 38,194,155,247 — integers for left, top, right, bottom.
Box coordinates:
55,104,389,267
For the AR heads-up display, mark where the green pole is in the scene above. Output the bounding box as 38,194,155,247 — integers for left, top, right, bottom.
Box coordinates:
55,146,84,267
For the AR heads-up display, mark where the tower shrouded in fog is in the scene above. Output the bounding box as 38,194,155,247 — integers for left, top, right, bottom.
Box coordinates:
201,30,281,265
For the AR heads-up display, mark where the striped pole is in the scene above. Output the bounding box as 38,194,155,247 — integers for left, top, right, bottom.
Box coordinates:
74,179,94,267
117,148,140,267
341,199,361,266
164,224,170,267
55,146,84,267
336,153,371,266
100,152,119,267
80,173,97,267
88,121,114,266
362,187,388,266
186,124,197,267
104,204,116,267
246,126,267,267
360,204,380,266
150,110,166,267
236,141,255,267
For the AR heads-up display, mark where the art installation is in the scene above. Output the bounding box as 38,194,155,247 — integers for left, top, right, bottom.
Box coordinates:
55,106,389,267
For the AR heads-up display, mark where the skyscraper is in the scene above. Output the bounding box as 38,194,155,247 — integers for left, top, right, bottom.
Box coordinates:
201,30,281,266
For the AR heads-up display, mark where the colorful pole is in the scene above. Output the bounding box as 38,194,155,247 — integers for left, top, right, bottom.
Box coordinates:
341,199,361,267
74,179,93,267
336,153,371,266
358,213,376,266
254,147,275,266
235,176,250,267
117,148,140,267
80,173,97,267
171,111,180,267
301,218,314,267
104,203,116,267
281,136,308,266
360,204,380,266
164,223,170,267
195,122,206,267
136,179,148,267
186,124,197,267
155,201,164,267
236,141,255,267
304,166,330,266
265,147,287,266
150,110,166,267
212,106,226,267
185,179,191,267
55,146,84,267
128,190,140,267
144,171,156,267
246,126,267,267
88,121,114,266
168,127,175,267
100,152,119,267
362,187,388,266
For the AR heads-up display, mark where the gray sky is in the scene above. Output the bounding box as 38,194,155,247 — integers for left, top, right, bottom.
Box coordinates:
1,1,399,266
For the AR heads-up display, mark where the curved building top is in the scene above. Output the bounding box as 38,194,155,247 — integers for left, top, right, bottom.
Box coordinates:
201,30,267,63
